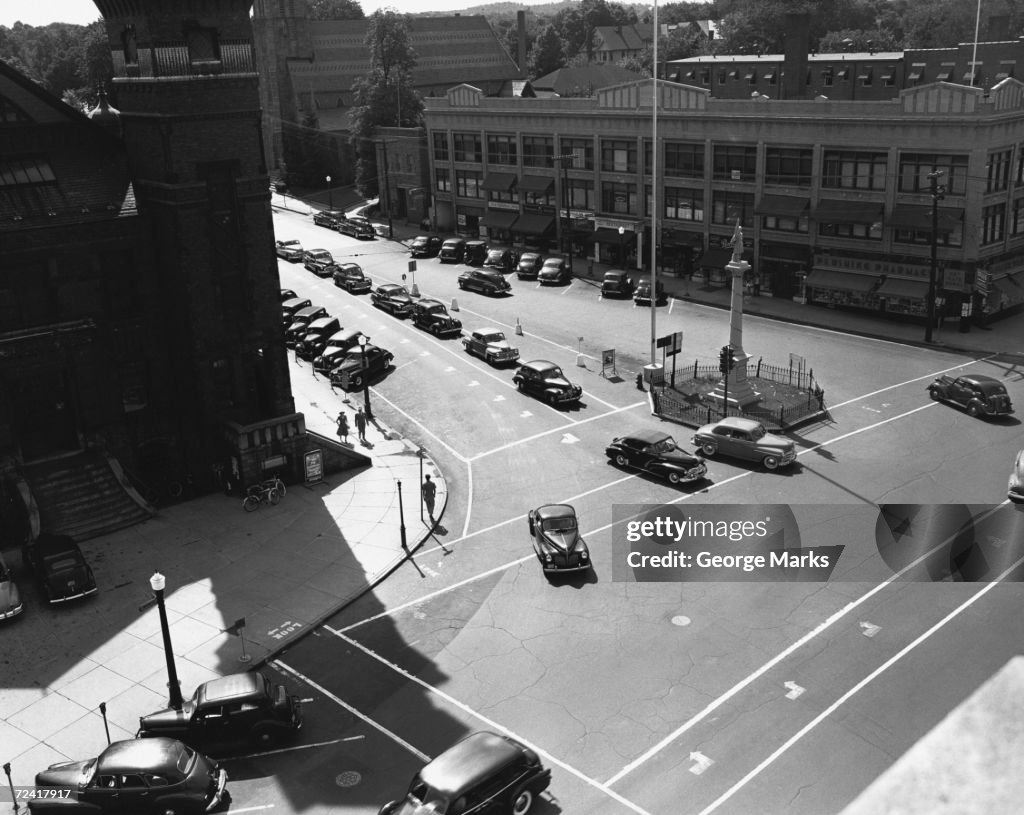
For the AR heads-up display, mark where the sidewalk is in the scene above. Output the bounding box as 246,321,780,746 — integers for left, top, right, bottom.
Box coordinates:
0,388,446,786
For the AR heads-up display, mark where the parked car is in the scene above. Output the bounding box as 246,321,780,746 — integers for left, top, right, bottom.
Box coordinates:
28,737,228,815
927,373,1014,418
410,235,443,258
274,239,303,262
280,297,312,325
284,305,329,346
22,533,97,605
330,344,394,391
439,238,466,263
464,240,489,266
137,672,302,749
605,429,708,485
1009,449,1024,502
528,504,590,573
516,252,544,280
513,360,582,405
538,257,571,285
484,247,515,272
371,284,415,317
337,215,375,239
692,416,797,470
313,209,344,228
462,328,520,365
0,551,23,621
457,269,511,296
303,248,333,275
295,316,342,360
633,278,666,305
332,262,372,294
601,269,634,297
377,731,550,815
279,288,297,302
313,329,365,374
411,298,463,337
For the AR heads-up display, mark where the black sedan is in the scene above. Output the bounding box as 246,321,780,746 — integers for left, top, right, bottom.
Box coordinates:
370,284,414,317
29,737,228,814
330,345,394,390
22,533,97,604
409,235,443,257
528,504,590,573
516,252,544,280
457,269,511,296
332,262,373,294
313,209,344,228
606,429,708,485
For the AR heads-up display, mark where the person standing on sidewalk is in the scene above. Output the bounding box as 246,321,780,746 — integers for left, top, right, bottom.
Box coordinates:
422,474,437,520
355,407,367,443
336,411,349,443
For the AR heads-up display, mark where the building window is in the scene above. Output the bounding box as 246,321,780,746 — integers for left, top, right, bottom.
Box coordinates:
664,187,704,222
763,214,808,233
898,153,968,195
822,67,834,87
601,139,636,173
894,224,963,247
713,145,757,182
981,203,1006,244
0,155,57,186
455,170,484,198
187,26,220,66
822,150,887,190
987,149,1012,193
566,178,595,210
818,222,881,240
559,138,593,170
453,132,482,163
711,191,754,226
435,167,451,193
858,67,872,86
1016,145,1024,184
601,181,637,214
487,134,518,166
491,186,516,204
1012,198,1024,235
664,142,704,179
432,132,449,162
764,148,812,186
522,136,554,168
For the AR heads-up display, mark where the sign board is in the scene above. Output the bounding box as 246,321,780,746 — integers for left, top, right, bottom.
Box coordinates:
408,260,417,273
261,454,287,471
303,449,324,486
789,353,805,370
656,332,683,355
600,349,617,378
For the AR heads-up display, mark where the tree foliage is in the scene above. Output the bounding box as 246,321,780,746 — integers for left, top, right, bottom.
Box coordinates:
307,0,365,21
528,25,566,77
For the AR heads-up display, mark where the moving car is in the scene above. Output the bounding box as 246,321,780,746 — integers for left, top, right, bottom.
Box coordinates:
337,214,375,239
28,737,227,814
295,316,342,360
457,269,511,296
284,305,329,346
692,416,797,470
513,360,582,405
303,248,334,275
484,247,515,272
438,238,466,263
138,671,302,749
605,430,708,485
528,504,590,573
22,533,97,605
313,209,344,228
332,262,372,294
601,269,634,297
464,239,489,266
0,551,23,621
462,328,520,365
633,278,666,305
280,297,312,325
410,298,463,337
516,252,544,280
538,257,571,285
330,344,394,391
927,373,1014,418
274,239,303,262
1009,449,1024,503
377,731,550,815
371,284,415,317
409,235,443,258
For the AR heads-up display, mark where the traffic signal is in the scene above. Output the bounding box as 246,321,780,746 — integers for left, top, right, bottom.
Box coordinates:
719,345,736,374
727,347,736,371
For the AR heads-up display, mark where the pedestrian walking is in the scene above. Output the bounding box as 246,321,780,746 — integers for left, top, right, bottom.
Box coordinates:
355,407,367,443
336,411,349,443
422,474,437,519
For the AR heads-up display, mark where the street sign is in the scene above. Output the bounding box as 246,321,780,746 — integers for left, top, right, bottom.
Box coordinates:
303,449,324,486
408,260,417,273
601,348,617,378
657,332,683,355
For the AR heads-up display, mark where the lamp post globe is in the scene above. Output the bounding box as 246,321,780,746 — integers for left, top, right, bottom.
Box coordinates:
618,226,625,267
326,175,332,211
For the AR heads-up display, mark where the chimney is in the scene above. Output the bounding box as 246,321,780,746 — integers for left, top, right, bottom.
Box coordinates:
517,10,527,76
781,12,810,100
988,15,1011,41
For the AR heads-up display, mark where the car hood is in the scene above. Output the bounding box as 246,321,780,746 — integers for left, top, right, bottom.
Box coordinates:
659,448,702,466
759,432,793,450
336,357,365,372
540,529,583,553
487,340,515,351
538,268,562,278
140,706,191,730
37,760,93,790
542,375,576,390
0,580,21,614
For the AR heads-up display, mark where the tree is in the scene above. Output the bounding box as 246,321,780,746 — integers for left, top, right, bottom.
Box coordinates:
307,0,365,20
528,25,565,78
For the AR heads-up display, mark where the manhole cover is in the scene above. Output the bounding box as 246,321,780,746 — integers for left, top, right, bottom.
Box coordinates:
671,615,692,627
336,771,362,788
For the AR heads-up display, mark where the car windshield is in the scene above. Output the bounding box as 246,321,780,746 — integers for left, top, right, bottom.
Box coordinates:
543,367,564,379
175,743,196,774
427,305,445,314
392,287,410,296
653,437,678,454
748,424,766,440
482,332,505,343
45,554,81,573
542,516,577,532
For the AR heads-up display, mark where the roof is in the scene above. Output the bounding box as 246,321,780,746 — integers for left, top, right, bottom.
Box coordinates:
594,25,651,53
534,504,576,521
673,51,905,65
530,64,644,96
620,429,672,444
419,732,522,796
197,672,265,705
714,416,764,431
98,738,189,773
520,359,559,371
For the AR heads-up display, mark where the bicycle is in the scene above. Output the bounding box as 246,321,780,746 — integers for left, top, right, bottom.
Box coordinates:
243,482,281,512
262,475,287,498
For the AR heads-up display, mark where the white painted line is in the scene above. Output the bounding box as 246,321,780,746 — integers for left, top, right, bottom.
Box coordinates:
783,681,805,700
228,806,275,814
362,389,469,463
582,388,621,411
560,282,574,295
272,660,430,762
224,737,356,761
697,550,1024,815
461,459,474,540
448,304,600,361
327,629,653,815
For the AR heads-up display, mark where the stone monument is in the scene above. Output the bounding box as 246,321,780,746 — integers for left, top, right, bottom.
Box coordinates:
710,222,761,409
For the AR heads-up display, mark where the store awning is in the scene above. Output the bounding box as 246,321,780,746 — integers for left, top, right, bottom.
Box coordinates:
481,209,518,230
755,195,809,217
887,204,964,233
511,213,555,236
481,172,517,192
813,199,883,225
805,269,879,293
876,277,929,299
586,227,636,245
661,229,704,248
519,175,554,194
696,246,751,269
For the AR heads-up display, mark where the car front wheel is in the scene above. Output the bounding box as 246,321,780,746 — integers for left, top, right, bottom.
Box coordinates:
252,724,281,748
700,442,717,457
353,375,364,389
667,471,683,485
615,453,629,468
929,388,941,401
967,402,982,417
511,788,535,815
762,455,780,470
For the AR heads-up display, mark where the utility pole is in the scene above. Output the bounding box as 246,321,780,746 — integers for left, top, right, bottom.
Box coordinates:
554,153,577,275
925,168,945,343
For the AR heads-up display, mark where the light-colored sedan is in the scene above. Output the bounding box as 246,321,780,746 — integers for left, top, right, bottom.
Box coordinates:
1009,449,1024,502
692,416,796,470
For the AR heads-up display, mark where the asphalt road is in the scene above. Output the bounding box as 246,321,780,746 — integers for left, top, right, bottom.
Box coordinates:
246,209,1024,815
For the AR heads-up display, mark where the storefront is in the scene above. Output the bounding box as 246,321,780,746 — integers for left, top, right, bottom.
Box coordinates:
694,244,753,286
758,242,809,298
875,275,930,316
659,229,704,276
480,205,518,245
804,268,881,307
588,222,640,267
510,211,556,251
456,205,484,237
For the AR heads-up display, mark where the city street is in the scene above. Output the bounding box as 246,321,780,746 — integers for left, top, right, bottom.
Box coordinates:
225,208,1024,815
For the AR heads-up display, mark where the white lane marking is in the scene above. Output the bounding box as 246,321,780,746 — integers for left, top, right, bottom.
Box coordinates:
445,366,456,372
326,629,653,815
561,281,575,295
468,380,480,387
461,459,474,540
272,660,430,762
697,551,1024,815
494,395,505,402
448,304,600,361
582,388,621,411
668,298,676,315
520,410,532,417
228,807,275,814
224,737,356,761
689,751,714,775
561,433,580,444
859,621,881,638
364,389,469,463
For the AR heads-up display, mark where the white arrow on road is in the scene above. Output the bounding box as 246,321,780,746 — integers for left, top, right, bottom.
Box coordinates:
493,395,505,402
784,681,805,700
520,410,533,418
689,751,714,775
419,351,430,357
561,433,580,444
445,366,455,372
400,338,410,344
468,381,480,387
859,621,881,638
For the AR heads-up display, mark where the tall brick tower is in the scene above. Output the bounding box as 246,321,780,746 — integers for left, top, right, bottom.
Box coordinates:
93,0,304,486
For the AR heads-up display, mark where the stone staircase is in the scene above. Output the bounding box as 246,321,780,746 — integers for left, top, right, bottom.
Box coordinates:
21,451,155,540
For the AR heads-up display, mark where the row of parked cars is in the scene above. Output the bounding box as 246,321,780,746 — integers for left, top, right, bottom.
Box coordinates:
311,208,377,239
0,532,100,620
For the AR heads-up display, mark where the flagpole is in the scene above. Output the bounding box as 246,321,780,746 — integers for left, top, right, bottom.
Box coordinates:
970,0,982,86
650,0,659,366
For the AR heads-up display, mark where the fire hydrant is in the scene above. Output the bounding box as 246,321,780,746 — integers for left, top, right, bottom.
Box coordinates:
636,373,645,391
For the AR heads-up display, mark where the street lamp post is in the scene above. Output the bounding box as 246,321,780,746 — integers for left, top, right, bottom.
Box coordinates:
358,334,373,420
326,175,332,211
925,168,945,344
397,480,408,550
554,153,576,275
618,225,625,267
150,571,183,711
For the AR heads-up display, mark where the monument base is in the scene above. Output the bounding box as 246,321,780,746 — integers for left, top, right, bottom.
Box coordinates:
709,376,761,408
